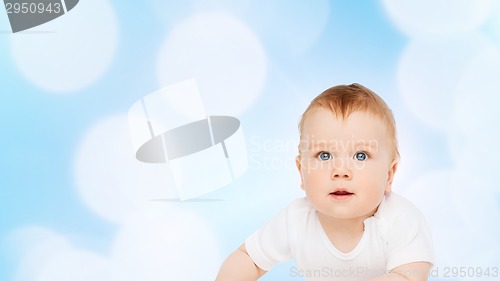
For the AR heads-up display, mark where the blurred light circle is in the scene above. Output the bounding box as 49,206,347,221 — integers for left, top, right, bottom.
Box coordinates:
156,12,267,117
187,0,329,55
397,35,492,131
9,0,118,93
469,247,500,270
111,204,221,281
450,162,500,246
243,0,330,55
453,45,500,158
382,0,493,36
35,250,111,281
431,226,481,267
148,0,193,28
400,170,456,228
8,227,71,281
74,115,178,224
401,170,493,266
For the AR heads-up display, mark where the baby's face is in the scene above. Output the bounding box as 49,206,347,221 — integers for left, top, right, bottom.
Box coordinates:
296,108,397,220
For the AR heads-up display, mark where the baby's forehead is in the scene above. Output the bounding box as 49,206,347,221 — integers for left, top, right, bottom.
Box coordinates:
299,109,392,148
302,108,389,132
300,138,380,150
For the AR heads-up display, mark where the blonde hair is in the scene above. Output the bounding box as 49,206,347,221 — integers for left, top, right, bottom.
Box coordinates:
298,83,399,160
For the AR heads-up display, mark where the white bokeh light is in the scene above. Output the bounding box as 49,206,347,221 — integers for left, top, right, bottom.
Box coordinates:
392,127,429,191
156,12,267,117
483,4,500,45
399,170,456,228
431,225,483,267
35,250,111,281
6,227,70,281
382,0,493,36
400,170,491,266
74,115,178,224
111,203,221,281
449,151,500,246
448,46,500,234
9,0,118,93
469,247,500,273
8,226,111,281
188,0,329,55
8,213,221,281
148,0,193,28
243,0,330,55
453,45,500,158
397,35,493,131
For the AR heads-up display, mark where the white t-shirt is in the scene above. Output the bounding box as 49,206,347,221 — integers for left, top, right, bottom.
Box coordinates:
245,192,434,280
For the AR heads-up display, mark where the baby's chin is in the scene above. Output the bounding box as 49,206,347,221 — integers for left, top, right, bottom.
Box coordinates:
315,203,382,221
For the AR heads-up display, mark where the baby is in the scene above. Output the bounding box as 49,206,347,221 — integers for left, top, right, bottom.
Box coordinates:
216,83,434,281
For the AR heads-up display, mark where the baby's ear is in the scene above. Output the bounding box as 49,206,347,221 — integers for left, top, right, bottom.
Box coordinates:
385,159,398,193
295,155,305,189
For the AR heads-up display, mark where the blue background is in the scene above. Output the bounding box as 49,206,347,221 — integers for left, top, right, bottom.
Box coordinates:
1,1,500,280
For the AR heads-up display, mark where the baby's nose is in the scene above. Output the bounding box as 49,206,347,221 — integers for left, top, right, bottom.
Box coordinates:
331,161,352,180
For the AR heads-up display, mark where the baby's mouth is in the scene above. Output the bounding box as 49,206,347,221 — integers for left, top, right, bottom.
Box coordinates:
329,189,354,200
330,190,353,196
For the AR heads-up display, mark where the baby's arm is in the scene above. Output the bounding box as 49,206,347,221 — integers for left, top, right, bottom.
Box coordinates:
215,244,267,281
370,262,431,281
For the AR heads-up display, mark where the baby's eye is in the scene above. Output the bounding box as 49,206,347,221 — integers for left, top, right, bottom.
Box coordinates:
317,151,332,161
354,152,368,161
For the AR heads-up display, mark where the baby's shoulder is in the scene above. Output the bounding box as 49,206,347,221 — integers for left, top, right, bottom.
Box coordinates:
287,197,315,215
375,192,424,224
378,192,419,212
278,197,316,228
